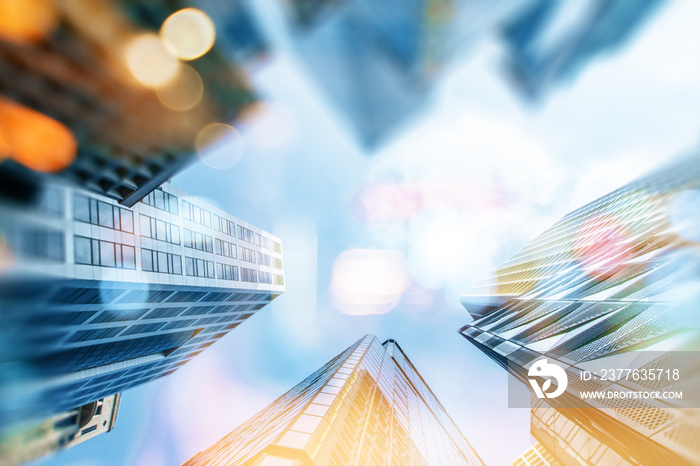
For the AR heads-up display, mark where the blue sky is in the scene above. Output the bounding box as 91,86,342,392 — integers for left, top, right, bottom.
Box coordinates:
40,0,700,464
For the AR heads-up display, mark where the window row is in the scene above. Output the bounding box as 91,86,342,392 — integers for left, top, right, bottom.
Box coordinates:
259,252,271,267
185,257,215,278
259,271,272,284
184,228,213,252
142,189,179,215
237,224,255,243
241,267,258,283
217,263,239,281
75,236,136,269
142,249,182,275
182,200,211,227
74,195,134,233
17,229,64,262
239,246,257,263
213,213,236,236
214,238,237,258
140,215,180,245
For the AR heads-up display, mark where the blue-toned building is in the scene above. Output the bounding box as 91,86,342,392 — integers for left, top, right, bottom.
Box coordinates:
500,0,666,99
0,181,285,436
460,153,700,464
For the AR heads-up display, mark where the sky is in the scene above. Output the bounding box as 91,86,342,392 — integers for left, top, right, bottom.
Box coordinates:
40,0,700,465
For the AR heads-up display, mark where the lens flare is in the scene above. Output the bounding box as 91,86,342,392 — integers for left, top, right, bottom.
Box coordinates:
125,33,180,88
0,0,58,44
0,97,77,172
195,123,244,170
155,64,204,111
160,8,216,61
330,249,410,316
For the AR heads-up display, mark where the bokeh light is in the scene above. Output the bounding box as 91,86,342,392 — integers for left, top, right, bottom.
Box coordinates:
669,189,700,243
330,249,410,316
0,97,77,172
125,33,181,88
195,123,244,170
155,64,204,111
160,8,216,61
0,0,58,44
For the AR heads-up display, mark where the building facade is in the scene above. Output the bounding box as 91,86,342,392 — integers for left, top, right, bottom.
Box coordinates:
182,335,483,466
0,181,285,433
460,154,700,464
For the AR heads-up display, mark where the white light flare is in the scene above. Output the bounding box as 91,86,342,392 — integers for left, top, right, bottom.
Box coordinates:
330,249,410,316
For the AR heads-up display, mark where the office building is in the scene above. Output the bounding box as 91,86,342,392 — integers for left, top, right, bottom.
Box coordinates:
500,0,665,99
0,394,120,466
182,335,483,466
0,181,285,433
0,0,257,205
460,153,700,464
283,0,531,150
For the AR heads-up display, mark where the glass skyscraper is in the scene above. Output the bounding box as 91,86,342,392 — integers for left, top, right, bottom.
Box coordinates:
182,335,483,466
0,181,285,435
460,153,700,464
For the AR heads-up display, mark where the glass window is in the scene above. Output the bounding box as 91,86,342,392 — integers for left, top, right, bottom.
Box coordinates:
113,208,121,231
185,257,195,276
98,202,114,229
89,200,98,225
99,241,115,267
121,210,134,233
142,249,153,271
158,252,168,272
182,200,191,219
184,229,192,248
140,215,151,237
156,220,166,241
207,261,214,278
172,255,182,275
91,239,100,265
154,190,166,210
74,236,92,264
122,245,136,269
73,195,90,223
170,225,180,244
168,194,179,215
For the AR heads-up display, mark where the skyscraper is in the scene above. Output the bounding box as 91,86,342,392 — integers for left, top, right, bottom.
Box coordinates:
0,180,285,434
460,153,700,464
283,0,531,149
182,335,483,466
500,0,665,99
